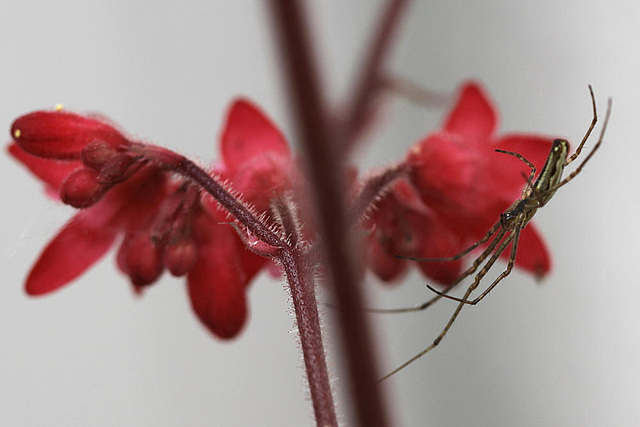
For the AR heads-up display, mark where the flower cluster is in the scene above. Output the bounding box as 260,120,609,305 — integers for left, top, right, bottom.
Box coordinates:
9,100,293,338
367,82,554,284
9,81,555,340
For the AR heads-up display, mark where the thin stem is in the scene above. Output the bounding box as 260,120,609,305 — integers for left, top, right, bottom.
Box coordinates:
350,162,408,225
280,248,337,427
268,2,391,427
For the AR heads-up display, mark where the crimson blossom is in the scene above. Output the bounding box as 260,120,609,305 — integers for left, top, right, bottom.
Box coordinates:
9,81,558,340
8,99,294,339
368,81,555,285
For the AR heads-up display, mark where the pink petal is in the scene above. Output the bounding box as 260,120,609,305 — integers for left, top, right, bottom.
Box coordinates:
25,207,118,295
220,99,290,172
11,110,128,159
187,212,249,339
7,143,81,190
502,223,551,279
443,81,497,141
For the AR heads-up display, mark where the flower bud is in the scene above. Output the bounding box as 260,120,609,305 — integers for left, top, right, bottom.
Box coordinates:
81,140,118,170
164,239,198,277
122,233,164,287
11,110,128,159
97,153,140,184
60,168,108,208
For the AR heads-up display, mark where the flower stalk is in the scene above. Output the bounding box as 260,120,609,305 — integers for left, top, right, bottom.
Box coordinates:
268,1,398,426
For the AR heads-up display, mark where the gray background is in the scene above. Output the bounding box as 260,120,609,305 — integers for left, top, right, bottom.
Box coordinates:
1,1,638,426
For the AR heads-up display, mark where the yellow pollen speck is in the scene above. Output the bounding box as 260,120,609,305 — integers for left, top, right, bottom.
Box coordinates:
13,129,21,138
54,104,64,111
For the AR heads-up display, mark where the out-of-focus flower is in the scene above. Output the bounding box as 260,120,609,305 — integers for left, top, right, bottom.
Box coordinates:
368,81,555,284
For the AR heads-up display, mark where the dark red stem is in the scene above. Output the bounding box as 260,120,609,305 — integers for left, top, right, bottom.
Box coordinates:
280,248,337,427
268,2,392,427
350,162,409,224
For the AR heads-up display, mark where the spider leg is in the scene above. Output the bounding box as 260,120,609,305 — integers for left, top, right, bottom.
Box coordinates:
426,229,516,304
439,222,522,305
380,264,485,380
380,226,523,380
550,97,611,192
373,227,508,314
466,224,521,304
398,220,501,262
495,149,537,198
565,85,598,166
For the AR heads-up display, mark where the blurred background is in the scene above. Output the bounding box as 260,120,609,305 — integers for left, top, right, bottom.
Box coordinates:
1,1,638,426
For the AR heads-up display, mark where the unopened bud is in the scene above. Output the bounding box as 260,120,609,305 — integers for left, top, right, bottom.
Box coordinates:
164,239,198,276
81,140,118,170
123,233,164,287
10,110,128,159
60,168,108,208
97,153,140,184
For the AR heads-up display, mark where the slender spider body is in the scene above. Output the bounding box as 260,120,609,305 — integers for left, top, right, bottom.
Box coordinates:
380,87,611,380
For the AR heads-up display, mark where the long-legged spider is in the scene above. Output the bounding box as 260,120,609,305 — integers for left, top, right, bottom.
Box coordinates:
380,87,611,380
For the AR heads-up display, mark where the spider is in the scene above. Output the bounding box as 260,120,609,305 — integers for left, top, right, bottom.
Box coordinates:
379,87,612,380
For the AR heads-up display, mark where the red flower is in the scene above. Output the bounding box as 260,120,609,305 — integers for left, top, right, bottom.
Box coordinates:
8,99,293,339
369,81,554,284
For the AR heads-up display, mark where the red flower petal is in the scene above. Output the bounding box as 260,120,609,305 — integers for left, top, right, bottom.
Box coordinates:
407,133,475,207
493,134,556,183
60,168,109,208
7,143,81,190
187,212,249,339
367,234,407,282
220,99,290,172
407,133,498,235
501,223,551,278
415,257,463,287
25,208,118,295
232,153,292,213
237,249,269,285
409,212,464,286
443,82,497,141
11,110,128,159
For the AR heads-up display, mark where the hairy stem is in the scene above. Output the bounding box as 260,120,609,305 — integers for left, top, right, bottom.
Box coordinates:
281,248,337,427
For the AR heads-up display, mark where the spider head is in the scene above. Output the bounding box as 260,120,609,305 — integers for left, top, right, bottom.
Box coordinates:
500,199,526,227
